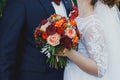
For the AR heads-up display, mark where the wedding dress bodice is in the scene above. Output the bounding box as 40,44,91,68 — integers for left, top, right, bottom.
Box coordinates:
64,15,108,80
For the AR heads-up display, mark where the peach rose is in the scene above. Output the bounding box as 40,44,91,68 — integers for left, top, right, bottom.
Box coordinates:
47,33,60,46
65,27,76,38
40,22,50,31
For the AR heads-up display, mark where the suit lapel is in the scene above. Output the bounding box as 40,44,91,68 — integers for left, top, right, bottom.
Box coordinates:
38,0,55,16
38,0,72,17
62,0,72,16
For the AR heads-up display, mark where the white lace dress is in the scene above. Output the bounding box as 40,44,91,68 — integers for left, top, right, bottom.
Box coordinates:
64,15,108,80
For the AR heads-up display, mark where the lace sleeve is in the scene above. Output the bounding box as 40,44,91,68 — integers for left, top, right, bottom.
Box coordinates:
84,23,107,77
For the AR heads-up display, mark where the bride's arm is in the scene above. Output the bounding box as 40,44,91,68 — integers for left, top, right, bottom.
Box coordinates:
65,49,98,76
64,24,107,77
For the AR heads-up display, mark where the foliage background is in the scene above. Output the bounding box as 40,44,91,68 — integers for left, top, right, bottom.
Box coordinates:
0,0,6,16
73,0,77,6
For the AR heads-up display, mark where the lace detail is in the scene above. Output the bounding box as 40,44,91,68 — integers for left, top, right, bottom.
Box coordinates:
78,15,107,77
83,21,107,77
64,15,108,80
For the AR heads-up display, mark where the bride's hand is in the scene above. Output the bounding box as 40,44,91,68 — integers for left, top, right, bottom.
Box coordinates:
54,49,69,57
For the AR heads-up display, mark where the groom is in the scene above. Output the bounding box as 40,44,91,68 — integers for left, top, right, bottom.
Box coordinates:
0,0,72,80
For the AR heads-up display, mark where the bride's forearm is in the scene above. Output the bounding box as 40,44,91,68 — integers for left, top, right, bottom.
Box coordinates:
66,50,98,76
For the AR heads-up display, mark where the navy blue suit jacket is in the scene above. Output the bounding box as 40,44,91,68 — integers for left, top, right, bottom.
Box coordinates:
0,0,72,80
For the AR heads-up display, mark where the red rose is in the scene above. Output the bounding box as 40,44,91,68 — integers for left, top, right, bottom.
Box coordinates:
46,24,57,35
60,35,73,49
40,19,48,25
69,7,78,20
34,28,42,37
42,32,48,39
72,6,78,11
57,27,64,34
70,11,78,20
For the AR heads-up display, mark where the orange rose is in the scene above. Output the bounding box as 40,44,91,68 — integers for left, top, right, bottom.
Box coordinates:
72,36,79,46
53,17,66,27
70,19,76,26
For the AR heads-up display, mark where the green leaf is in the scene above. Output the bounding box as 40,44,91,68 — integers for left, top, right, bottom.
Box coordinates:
51,46,55,55
72,0,77,6
0,0,6,17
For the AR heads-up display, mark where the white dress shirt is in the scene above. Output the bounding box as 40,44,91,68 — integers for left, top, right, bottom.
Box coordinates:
51,1,67,17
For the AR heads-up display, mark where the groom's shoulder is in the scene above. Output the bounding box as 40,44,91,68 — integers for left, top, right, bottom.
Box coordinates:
7,0,30,4
6,0,32,7
3,0,28,12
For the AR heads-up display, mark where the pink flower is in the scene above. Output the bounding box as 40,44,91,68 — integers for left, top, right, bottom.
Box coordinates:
65,27,76,38
47,33,60,46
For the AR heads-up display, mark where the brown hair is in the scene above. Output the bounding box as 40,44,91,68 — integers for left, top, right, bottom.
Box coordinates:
91,0,97,5
91,0,119,7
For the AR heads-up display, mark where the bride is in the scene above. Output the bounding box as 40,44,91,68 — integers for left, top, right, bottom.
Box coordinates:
56,0,120,80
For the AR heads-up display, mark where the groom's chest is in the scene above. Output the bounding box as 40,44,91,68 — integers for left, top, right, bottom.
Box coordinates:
23,0,72,37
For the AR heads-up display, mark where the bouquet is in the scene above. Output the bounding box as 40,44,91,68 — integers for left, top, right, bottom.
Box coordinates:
34,8,81,69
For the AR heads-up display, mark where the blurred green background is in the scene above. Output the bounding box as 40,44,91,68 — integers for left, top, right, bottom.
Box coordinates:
0,0,6,17
73,0,77,6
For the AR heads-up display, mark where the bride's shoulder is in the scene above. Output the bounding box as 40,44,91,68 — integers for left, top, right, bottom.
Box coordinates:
83,14,104,33
80,14,103,28
89,14,104,26
76,14,104,33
